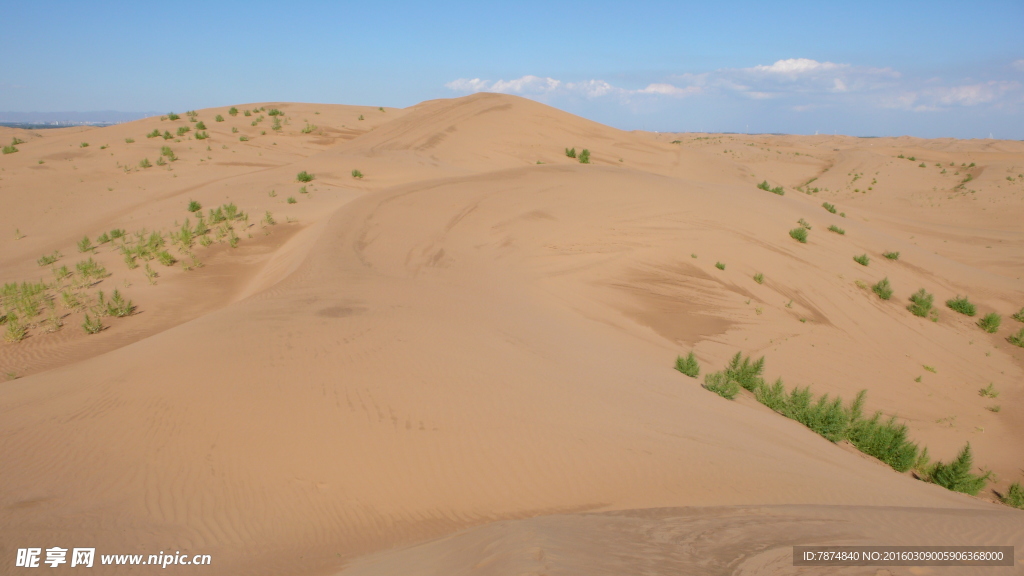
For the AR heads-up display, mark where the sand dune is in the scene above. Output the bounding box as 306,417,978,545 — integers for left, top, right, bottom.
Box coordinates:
1,94,1022,574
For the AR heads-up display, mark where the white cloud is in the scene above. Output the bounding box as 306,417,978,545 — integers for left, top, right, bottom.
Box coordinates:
1012,60,1024,72
446,58,1020,113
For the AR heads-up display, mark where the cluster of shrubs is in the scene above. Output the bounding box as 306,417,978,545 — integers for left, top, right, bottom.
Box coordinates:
757,180,784,195
677,352,996,497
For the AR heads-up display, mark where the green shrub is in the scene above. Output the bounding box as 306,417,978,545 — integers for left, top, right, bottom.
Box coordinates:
822,202,837,214
239,135,249,142
358,114,364,120
146,129,160,138
96,232,111,245
37,251,61,266
945,296,976,316
929,443,990,496
177,126,190,136
978,383,999,398
77,236,94,253
1012,307,1024,322
1001,482,1024,509
871,278,893,300
287,197,297,204
977,313,1001,333
243,110,251,117
4,314,26,342
703,371,740,399
883,251,900,260
195,131,209,140
1006,328,1024,347
789,227,808,243
847,409,919,472
156,251,176,266
2,145,18,154
296,171,314,182
756,180,785,195
263,211,276,226
76,257,107,279
160,146,176,159
578,149,591,164
188,200,202,212
301,123,317,134
268,108,283,116
828,225,845,235
156,156,166,166
674,352,700,377
80,142,89,148
229,107,239,116
10,136,25,145
125,137,135,144
853,254,870,266
167,112,180,120
565,147,576,158
105,289,134,317
715,261,725,270
753,273,764,284
907,289,934,318
351,169,363,179
161,130,173,140
139,158,151,168
723,352,765,392
82,313,103,334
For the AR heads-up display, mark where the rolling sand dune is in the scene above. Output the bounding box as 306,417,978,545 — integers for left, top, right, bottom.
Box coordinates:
1,94,1022,574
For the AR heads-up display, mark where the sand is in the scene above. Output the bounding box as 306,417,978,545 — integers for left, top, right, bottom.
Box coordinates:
0,94,1022,575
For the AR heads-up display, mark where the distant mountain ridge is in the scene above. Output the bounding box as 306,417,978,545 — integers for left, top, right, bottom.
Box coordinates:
0,110,159,125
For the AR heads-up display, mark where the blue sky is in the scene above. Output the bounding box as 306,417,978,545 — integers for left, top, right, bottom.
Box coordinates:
2,0,1022,138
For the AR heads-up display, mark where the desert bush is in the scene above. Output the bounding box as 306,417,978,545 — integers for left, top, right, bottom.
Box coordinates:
239,135,248,141
853,254,870,266
105,289,134,317
80,142,89,148
296,171,314,182
977,313,1001,333
789,227,808,243
1012,307,1024,322
167,112,180,120
828,225,845,235
125,137,135,144
301,123,316,134
268,108,283,116
195,131,209,140
675,352,700,377
929,443,990,495
53,265,71,282
82,313,103,334
703,371,740,399
156,156,166,166
907,289,934,318
578,149,591,164
188,200,202,212
146,129,160,138
37,251,61,266
723,352,765,392
358,114,364,121
822,202,837,214
565,147,576,158
177,126,190,136
4,314,26,343
287,197,297,204
11,136,25,145
945,296,976,316
2,145,18,154
883,251,900,260
978,383,999,398
351,169,363,179
243,110,251,117
156,251,176,266
96,231,111,245
263,211,276,226
77,236,94,253
847,409,920,472
229,107,239,116
753,273,764,284
139,158,152,168
715,261,725,270
1008,328,1024,348
76,257,107,279
1002,482,1024,509
161,131,173,140
871,278,893,300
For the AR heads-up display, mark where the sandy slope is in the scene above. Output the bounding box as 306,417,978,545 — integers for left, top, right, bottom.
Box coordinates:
1,94,1022,575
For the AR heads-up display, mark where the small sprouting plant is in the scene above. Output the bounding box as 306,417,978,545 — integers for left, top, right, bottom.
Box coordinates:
753,273,764,284
871,278,893,300
301,123,317,134
77,236,94,253
125,137,135,144
229,107,239,116
907,289,935,318
139,158,152,168
296,171,314,182
715,261,726,270
156,156,166,166
977,313,1001,333
945,296,976,317
123,252,138,269
822,202,837,214
853,254,869,266
298,186,308,194
53,265,71,282
883,251,900,260
263,211,276,226
578,149,591,164
105,289,134,317
4,314,26,343
287,197,297,204
798,218,811,230
188,200,202,212
80,142,89,148
828,225,845,235
565,147,576,158
979,383,999,398
351,169,363,179
1011,307,1024,322
82,313,103,334
789,227,808,243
